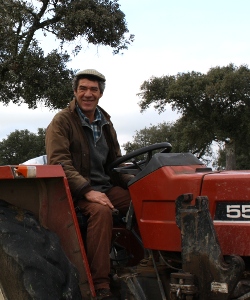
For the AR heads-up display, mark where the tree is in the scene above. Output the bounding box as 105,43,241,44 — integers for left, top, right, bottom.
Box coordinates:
0,0,134,109
123,120,215,166
0,128,45,165
137,64,250,169
123,122,174,153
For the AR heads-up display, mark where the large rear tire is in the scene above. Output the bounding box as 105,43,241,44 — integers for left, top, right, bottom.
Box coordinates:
0,199,82,300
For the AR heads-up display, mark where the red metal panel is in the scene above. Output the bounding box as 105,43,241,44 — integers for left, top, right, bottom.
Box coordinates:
0,165,67,179
39,175,95,299
201,171,250,256
0,165,95,298
0,166,15,179
130,166,250,255
129,165,204,251
35,165,67,178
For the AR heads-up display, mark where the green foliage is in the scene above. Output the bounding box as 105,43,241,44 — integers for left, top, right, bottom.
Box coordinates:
0,128,45,165
170,117,214,160
138,64,250,169
123,122,174,153
122,121,214,166
122,122,175,161
0,0,134,109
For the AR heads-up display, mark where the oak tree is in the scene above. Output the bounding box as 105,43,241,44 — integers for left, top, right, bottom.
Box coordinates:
122,120,215,166
0,0,134,109
123,122,174,152
0,128,46,165
137,64,250,169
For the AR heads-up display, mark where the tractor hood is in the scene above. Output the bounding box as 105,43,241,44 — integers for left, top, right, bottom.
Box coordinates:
128,152,250,256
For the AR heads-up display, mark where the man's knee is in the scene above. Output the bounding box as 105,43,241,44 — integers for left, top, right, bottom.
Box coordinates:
91,203,113,222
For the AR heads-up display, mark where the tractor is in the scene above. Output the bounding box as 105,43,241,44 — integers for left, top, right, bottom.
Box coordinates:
0,142,250,299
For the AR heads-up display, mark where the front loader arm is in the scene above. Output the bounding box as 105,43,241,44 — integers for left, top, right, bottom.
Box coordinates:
170,194,245,300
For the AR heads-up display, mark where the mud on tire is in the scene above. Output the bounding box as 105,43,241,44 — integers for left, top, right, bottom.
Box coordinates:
0,199,82,300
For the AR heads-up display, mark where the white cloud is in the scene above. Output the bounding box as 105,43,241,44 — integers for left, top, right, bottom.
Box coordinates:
0,102,56,140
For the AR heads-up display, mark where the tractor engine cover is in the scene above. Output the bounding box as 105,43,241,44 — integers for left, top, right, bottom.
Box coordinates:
128,152,250,256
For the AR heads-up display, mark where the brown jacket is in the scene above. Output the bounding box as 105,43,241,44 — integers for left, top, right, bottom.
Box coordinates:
45,99,131,198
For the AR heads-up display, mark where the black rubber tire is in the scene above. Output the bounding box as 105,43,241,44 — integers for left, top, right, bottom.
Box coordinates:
0,199,82,300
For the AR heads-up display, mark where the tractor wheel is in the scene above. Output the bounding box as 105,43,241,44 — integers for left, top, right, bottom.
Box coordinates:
0,199,82,300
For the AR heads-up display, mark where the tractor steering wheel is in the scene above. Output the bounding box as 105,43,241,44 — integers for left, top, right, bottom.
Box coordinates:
108,142,172,175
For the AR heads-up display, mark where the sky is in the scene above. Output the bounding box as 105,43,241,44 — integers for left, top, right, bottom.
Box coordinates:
1,0,250,153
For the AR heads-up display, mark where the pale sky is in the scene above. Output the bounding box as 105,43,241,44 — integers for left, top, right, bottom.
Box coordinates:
1,0,250,152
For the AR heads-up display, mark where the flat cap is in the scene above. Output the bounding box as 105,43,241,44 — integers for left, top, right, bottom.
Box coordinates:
75,69,106,82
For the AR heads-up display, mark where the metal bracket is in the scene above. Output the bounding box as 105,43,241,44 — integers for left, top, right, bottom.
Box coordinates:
174,194,245,300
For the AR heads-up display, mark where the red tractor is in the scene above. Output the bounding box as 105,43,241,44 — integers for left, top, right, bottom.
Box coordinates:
0,142,250,299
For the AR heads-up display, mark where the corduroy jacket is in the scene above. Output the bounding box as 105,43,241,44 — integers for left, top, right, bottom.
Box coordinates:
45,99,132,198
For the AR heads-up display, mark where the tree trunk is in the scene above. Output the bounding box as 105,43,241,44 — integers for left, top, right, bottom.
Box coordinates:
225,139,236,170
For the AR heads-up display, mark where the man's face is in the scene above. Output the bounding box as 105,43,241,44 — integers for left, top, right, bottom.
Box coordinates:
74,78,103,117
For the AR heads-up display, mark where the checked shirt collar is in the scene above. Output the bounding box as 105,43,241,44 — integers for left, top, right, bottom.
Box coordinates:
76,103,106,143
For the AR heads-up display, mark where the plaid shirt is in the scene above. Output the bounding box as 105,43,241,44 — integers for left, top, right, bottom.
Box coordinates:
76,104,102,143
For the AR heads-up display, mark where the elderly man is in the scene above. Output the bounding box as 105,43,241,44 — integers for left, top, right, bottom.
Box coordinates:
45,69,132,299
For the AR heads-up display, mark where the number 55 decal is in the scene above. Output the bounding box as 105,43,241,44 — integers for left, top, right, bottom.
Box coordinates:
227,205,250,218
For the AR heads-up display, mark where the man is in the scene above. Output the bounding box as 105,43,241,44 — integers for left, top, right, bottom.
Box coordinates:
45,69,132,300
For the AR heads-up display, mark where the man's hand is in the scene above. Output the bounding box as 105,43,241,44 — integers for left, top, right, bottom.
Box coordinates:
84,190,114,209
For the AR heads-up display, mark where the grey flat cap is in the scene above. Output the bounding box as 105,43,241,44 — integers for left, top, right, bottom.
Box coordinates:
75,69,106,82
